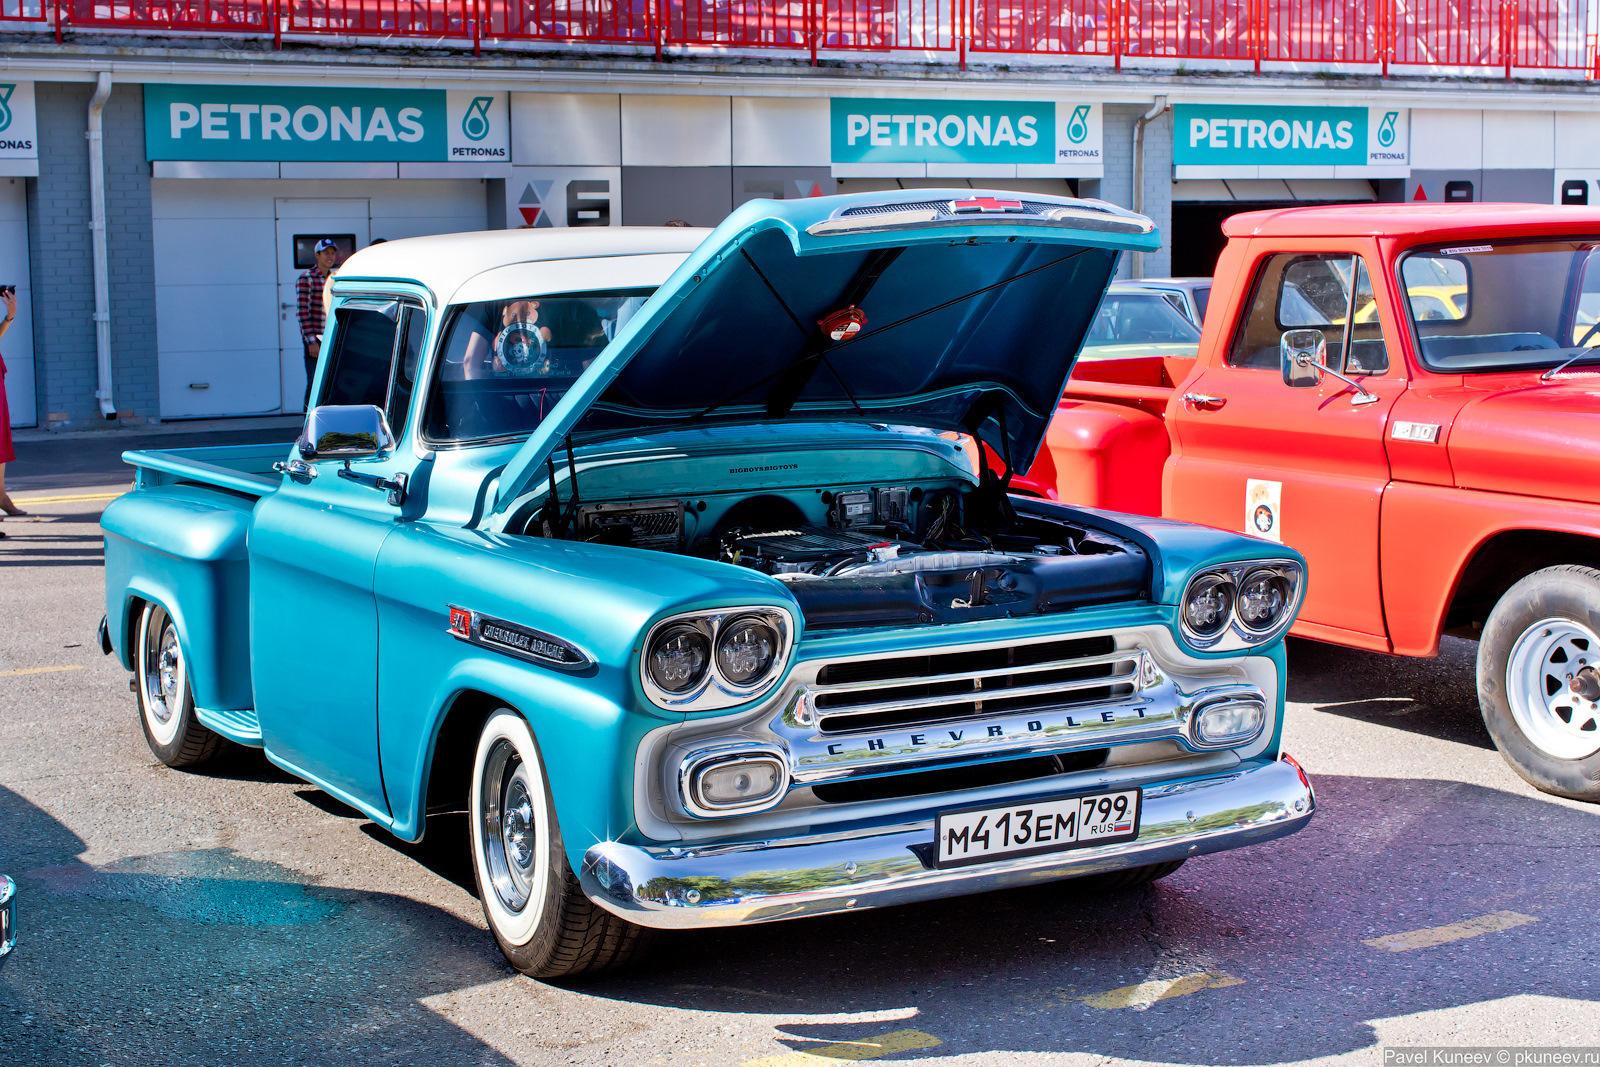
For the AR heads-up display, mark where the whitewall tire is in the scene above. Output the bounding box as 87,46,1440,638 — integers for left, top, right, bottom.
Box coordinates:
135,601,222,768
468,708,653,977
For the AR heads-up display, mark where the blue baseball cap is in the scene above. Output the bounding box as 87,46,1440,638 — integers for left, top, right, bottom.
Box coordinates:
314,238,338,253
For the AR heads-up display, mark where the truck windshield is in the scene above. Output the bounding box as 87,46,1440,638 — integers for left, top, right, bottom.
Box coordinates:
1400,240,1600,373
421,289,654,443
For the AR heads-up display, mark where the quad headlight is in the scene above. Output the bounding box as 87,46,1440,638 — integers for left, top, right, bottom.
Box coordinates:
641,608,794,711
715,614,781,686
1179,561,1303,651
646,624,712,694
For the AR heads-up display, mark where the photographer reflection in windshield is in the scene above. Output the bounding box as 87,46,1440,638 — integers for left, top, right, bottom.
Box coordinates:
459,298,607,379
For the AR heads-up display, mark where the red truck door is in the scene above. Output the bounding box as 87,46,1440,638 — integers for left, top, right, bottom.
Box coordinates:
1166,249,1407,647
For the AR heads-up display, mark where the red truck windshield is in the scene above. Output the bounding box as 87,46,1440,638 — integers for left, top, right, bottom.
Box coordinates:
1400,239,1600,373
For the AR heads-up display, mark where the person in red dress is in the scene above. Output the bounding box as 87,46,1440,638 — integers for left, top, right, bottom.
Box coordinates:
0,286,25,534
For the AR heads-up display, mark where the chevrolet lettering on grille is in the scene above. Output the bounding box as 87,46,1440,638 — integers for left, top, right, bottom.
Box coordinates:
777,654,1194,784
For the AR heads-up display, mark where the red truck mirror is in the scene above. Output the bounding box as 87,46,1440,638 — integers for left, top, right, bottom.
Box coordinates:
1280,329,1326,389
1280,329,1380,405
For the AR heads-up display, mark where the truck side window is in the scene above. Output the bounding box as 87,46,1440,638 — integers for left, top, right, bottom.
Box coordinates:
386,307,425,440
1228,253,1386,374
321,305,400,410
1344,259,1390,375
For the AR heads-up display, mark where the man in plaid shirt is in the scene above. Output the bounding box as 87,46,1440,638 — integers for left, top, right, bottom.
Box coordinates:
297,238,340,411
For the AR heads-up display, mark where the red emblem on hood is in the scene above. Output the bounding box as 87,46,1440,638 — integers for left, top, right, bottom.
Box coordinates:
950,197,1025,214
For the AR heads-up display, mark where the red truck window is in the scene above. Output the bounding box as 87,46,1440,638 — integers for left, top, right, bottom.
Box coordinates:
1227,253,1388,375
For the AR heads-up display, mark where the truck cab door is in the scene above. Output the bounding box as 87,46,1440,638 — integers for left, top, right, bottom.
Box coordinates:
1166,251,1406,646
249,298,427,818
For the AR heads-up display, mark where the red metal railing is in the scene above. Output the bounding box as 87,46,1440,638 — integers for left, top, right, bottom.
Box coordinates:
488,0,654,42
54,0,271,28
3,0,1594,75
289,0,470,36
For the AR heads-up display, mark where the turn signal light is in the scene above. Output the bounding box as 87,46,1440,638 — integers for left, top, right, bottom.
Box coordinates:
683,749,790,817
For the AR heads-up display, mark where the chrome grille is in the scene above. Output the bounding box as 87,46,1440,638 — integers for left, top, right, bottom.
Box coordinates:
812,635,1140,735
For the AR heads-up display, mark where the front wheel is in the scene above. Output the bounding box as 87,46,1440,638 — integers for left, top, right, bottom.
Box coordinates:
468,709,652,978
135,602,223,768
1075,859,1186,891
1479,566,1600,802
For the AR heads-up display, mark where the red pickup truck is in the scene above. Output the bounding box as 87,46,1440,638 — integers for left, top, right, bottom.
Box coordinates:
1026,203,1600,802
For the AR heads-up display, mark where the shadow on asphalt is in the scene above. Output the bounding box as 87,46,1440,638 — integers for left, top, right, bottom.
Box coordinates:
0,526,106,567
0,784,516,1067
1285,635,1495,750
371,812,480,897
569,773,1599,1064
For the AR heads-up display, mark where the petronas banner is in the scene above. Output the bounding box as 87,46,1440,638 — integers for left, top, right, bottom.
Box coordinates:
1174,104,1409,173
144,85,508,163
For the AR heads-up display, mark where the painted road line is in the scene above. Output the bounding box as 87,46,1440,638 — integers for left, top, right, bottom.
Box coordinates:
1078,970,1244,1010
743,1028,942,1066
1362,910,1539,952
0,665,86,679
10,491,124,505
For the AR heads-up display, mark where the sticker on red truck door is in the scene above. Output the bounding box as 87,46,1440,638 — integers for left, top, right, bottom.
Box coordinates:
1247,479,1282,542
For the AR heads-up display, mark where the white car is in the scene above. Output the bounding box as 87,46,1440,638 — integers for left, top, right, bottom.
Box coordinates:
1122,277,1212,327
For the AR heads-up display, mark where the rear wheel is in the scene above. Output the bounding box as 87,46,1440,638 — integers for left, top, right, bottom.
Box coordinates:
1479,566,1600,802
468,709,653,978
135,602,223,768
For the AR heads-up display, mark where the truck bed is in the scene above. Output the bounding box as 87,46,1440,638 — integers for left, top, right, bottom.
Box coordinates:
1064,355,1192,419
122,441,290,498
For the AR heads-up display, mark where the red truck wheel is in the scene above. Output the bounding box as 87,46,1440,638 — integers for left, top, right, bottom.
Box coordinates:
1478,566,1600,802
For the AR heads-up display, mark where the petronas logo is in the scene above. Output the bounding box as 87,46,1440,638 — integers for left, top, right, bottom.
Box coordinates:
462,96,493,142
0,85,14,133
1066,105,1090,144
1377,111,1398,148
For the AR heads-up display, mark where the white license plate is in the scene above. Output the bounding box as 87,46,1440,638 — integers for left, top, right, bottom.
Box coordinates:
934,788,1141,868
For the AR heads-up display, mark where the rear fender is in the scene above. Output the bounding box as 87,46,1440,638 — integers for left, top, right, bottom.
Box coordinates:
101,488,256,711
1041,400,1170,516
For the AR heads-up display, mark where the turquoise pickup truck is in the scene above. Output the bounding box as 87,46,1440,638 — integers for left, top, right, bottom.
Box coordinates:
100,191,1315,977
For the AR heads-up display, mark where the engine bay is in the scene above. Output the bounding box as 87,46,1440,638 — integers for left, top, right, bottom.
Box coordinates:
536,475,1151,629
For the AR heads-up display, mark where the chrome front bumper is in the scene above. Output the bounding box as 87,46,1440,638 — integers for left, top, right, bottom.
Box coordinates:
0,875,15,967
581,756,1314,930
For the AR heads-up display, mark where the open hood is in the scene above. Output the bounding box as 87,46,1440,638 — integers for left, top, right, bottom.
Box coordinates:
492,190,1158,515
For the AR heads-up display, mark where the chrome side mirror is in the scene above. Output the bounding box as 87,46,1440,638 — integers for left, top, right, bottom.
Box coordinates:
1279,329,1381,406
298,404,396,462
1280,330,1326,389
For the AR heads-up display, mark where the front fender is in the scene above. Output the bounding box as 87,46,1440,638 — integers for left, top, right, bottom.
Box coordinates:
374,523,801,861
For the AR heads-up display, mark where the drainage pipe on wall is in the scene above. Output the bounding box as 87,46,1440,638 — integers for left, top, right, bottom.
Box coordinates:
1129,95,1169,281
87,71,116,420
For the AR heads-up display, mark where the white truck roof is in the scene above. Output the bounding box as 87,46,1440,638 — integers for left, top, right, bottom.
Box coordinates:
329,226,713,306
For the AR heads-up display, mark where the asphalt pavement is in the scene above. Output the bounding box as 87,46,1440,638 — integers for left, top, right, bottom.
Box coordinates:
1,431,1597,1066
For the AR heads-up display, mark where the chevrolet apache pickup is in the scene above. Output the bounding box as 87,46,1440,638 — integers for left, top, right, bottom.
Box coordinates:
100,191,1315,977
1024,202,1600,803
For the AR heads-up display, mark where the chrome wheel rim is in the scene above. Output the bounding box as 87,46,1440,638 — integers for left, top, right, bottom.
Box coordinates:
141,606,185,745
480,738,537,913
1506,617,1600,760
